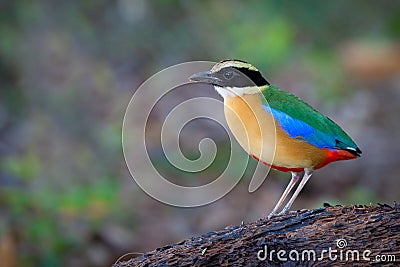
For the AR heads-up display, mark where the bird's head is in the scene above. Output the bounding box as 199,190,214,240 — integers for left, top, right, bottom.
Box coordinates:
190,59,270,98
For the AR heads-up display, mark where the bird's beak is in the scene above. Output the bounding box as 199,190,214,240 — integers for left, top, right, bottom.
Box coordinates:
189,71,221,85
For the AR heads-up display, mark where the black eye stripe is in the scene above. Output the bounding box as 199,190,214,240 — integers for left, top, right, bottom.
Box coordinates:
211,66,270,87
223,70,236,80
232,67,269,86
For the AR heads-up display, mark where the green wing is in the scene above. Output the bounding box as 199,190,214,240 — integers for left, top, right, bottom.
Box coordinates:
261,85,360,154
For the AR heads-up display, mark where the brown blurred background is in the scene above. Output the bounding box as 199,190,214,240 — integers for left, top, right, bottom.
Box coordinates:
0,1,399,266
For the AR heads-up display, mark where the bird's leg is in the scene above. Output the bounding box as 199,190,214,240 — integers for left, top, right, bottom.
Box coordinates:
278,168,313,215
267,172,301,219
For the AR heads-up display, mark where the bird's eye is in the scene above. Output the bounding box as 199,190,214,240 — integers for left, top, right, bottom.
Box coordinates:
223,70,234,80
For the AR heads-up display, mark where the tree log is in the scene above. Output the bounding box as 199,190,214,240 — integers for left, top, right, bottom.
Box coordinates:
114,204,399,266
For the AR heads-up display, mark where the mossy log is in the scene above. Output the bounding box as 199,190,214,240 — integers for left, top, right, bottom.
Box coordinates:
114,204,399,266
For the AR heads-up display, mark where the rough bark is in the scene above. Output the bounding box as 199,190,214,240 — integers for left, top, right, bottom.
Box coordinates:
114,204,399,266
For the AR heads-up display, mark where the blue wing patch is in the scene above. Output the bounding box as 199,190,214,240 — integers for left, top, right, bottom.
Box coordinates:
263,105,336,149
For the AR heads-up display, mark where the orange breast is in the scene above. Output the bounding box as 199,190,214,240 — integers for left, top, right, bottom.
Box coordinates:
224,94,327,170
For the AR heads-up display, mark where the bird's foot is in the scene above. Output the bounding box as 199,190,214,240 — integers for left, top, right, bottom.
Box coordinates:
277,205,291,216
267,211,277,219
267,206,282,219
267,208,293,219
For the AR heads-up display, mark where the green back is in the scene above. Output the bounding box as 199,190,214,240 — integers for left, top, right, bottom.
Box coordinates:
260,85,358,149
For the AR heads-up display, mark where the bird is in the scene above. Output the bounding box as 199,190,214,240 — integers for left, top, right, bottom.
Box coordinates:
189,59,361,218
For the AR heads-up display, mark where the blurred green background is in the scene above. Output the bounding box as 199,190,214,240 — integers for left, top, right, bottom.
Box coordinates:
1,1,399,266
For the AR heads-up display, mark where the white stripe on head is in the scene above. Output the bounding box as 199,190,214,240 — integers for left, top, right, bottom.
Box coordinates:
211,60,259,73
